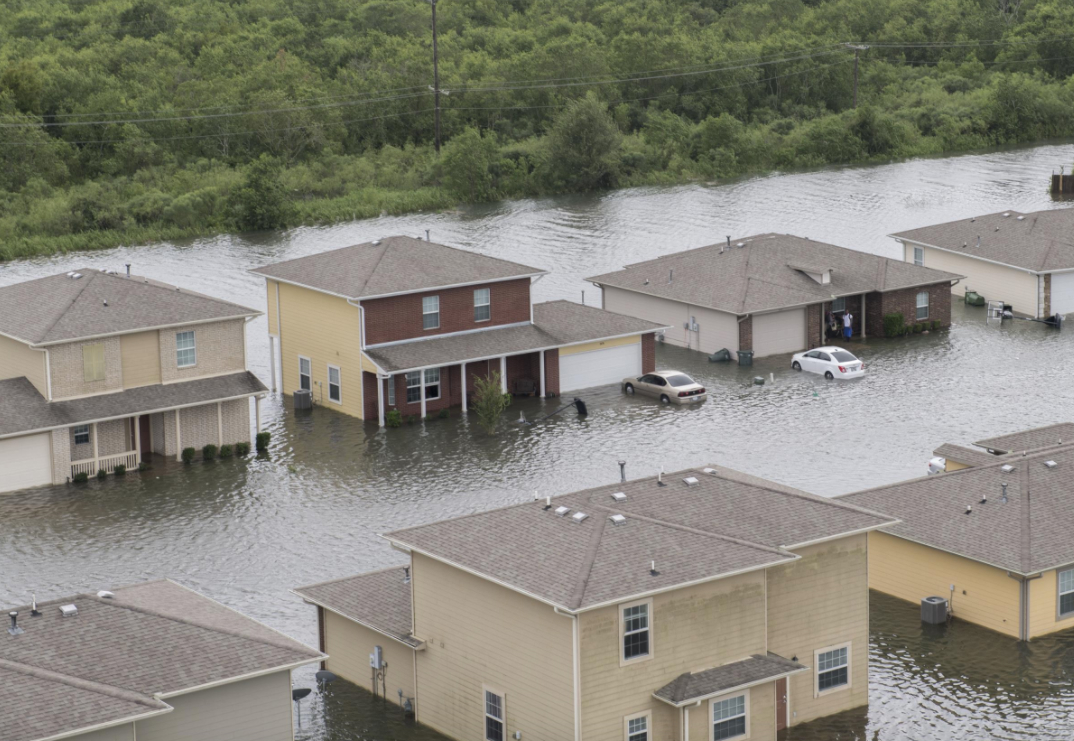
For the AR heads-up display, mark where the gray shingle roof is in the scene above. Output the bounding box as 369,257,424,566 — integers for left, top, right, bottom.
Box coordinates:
0,270,259,345
586,234,962,315
653,653,807,706
384,465,894,612
932,443,1010,468
365,301,666,373
251,236,546,299
974,422,1074,454
294,567,420,647
1,580,323,741
892,208,1074,273
840,444,1074,574
0,372,267,438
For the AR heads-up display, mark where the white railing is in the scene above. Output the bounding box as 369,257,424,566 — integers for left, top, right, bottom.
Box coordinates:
71,450,139,478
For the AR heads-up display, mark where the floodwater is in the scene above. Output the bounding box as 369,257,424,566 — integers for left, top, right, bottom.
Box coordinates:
2,142,1074,740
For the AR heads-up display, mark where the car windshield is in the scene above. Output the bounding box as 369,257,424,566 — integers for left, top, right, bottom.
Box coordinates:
665,374,695,387
831,351,858,362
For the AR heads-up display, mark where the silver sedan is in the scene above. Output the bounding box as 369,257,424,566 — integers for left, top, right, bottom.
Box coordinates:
623,370,707,404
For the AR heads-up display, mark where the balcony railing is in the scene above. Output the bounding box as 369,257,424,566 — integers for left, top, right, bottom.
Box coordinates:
71,450,138,478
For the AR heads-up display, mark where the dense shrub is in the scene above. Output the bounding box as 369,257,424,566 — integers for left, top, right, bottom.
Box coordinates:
202,444,218,461
113,464,126,476
255,431,271,452
883,312,906,338
181,447,196,464
96,469,107,480
385,409,402,428
72,472,89,483
235,441,251,456
218,444,233,458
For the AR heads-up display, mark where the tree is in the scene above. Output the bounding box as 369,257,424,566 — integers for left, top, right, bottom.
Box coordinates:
441,127,500,202
472,371,511,435
228,154,292,231
544,92,622,192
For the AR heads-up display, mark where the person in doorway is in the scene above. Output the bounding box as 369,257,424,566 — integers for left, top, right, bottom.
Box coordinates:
843,310,853,340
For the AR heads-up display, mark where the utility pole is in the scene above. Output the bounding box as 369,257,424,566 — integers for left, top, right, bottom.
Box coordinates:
845,44,868,109
430,0,441,154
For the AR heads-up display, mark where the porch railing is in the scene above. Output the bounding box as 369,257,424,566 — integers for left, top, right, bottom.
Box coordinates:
71,450,138,478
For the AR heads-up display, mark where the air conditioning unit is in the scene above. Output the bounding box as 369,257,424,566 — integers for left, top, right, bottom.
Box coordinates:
920,596,948,624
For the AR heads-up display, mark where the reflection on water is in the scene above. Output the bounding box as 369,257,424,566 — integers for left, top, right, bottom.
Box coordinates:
2,143,1074,739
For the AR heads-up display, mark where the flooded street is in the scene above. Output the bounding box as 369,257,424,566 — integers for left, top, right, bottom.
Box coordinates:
3,142,1074,739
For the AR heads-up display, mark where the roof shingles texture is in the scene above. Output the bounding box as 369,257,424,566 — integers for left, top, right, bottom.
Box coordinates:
654,653,807,705
294,568,420,646
975,422,1074,454
587,234,962,314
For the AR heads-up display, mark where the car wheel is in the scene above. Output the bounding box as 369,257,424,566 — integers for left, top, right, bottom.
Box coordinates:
624,383,634,395
824,371,834,380
660,394,671,404
792,361,801,371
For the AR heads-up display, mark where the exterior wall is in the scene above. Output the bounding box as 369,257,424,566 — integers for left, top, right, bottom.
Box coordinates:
878,284,952,328
51,427,71,484
322,608,416,702
276,282,365,419
766,534,869,726
579,571,767,741
1029,568,1074,639
684,683,775,741
862,292,884,338
867,531,1020,638
1049,271,1074,315
50,337,122,400
641,333,655,374
1042,273,1051,317
120,330,162,388
362,278,531,346
0,333,47,396
151,412,171,456
136,670,293,741
807,304,822,348
545,349,560,396
903,241,1035,316
602,287,739,355
738,315,752,353
944,459,971,472
74,724,136,741
178,402,222,453
159,319,245,383
266,279,279,335
69,419,130,462
221,398,251,445
411,553,574,741
751,309,808,358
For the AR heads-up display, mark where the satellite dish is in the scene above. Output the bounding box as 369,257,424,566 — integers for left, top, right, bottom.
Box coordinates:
315,670,337,683
292,688,312,702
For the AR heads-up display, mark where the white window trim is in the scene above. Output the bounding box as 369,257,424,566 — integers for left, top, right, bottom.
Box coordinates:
423,367,441,401
1058,567,1074,620
474,287,491,323
406,371,422,404
298,356,312,392
175,331,197,369
482,685,506,741
624,710,651,741
327,364,342,405
387,375,396,406
709,689,750,741
814,642,852,698
619,597,653,667
831,297,846,313
423,295,440,330
73,424,91,446
913,245,924,266
916,291,930,321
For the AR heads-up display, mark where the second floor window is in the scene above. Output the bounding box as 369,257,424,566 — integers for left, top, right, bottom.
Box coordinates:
474,288,491,322
1060,569,1074,617
622,601,650,662
176,331,196,368
328,366,341,403
626,714,648,741
484,690,504,741
916,291,929,321
913,245,924,266
82,343,105,382
423,295,440,330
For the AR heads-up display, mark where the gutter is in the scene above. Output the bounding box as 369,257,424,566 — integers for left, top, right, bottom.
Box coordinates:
892,236,1040,276
553,606,581,741
155,656,323,699
653,665,809,708
32,706,174,741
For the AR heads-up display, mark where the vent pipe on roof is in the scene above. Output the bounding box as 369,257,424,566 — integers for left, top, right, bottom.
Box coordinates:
544,496,552,510
650,560,658,576
8,611,22,636
619,460,626,483
425,230,430,242
965,504,973,515
657,467,665,487
977,235,981,248
403,567,411,585
668,270,674,283
1002,483,1008,503
980,491,987,504
31,595,40,617
125,264,131,278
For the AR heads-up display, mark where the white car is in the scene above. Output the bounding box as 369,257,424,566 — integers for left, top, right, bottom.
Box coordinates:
791,346,865,380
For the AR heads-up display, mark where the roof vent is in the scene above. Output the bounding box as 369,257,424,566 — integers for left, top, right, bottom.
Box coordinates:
736,243,745,248
965,504,973,515
554,506,571,517
1003,212,1010,218
71,273,82,279
683,476,699,486
59,604,78,618
1017,215,1025,221
1002,482,1008,503
611,492,627,502
372,239,381,245
96,590,114,599
609,514,627,526
1045,460,1057,469
571,512,589,523
1000,464,1014,473
8,611,23,636
702,467,716,474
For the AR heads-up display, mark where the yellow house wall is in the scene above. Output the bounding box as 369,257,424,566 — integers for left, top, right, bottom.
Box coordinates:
1029,568,1074,639
411,553,574,741
578,571,767,741
120,330,162,388
0,334,47,396
945,460,971,472
323,609,416,702
868,531,1020,638
266,279,279,336
903,242,1038,317
766,534,870,726
684,684,775,741
276,281,365,418
559,333,640,357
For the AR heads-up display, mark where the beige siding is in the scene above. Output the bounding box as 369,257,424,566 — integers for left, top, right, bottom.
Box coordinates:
179,402,221,452
867,531,1020,638
73,723,136,741
904,241,1038,317
136,671,293,741
579,571,767,741
1029,569,1074,639
0,333,47,396
120,331,161,388
50,338,123,400
51,427,71,485
276,282,366,418
221,398,252,445
752,308,807,358
159,320,246,383
411,553,574,741
684,684,775,741
323,609,416,702
602,286,739,354
766,534,869,726
559,334,640,356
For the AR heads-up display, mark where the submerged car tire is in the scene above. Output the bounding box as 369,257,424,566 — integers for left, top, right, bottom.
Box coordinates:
624,383,634,395
660,394,671,404
824,371,834,380
792,361,801,371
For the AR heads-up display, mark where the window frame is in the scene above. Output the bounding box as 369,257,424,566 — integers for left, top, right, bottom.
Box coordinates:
424,367,441,401
73,424,91,446
175,331,197,369
82,342,106,383
709,690,749,741
387,375,396,407
474,287,491,322
831,297,846,314
298,356,312,392
1058,567,1074,620
483,686,505,741
913,245,924,266
423,295,440,330
915,291,929,321
406,371,422,403
619,597,653,666
327,364,342,405
624,710,651,741
814,642,851,697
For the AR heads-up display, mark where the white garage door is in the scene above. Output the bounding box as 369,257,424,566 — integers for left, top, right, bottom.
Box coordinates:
752,309,807,357
0,433,52,494
560,342,642,392
1051,272,1074,315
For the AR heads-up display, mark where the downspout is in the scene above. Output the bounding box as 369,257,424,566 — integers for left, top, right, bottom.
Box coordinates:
554,606,581,741
348,298,368,417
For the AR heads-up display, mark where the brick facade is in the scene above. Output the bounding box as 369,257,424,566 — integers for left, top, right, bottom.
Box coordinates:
738,316,753,352
51,428,71,484
807,304,822,348
1044,273,1052,316
544,349,560,397
50,337,123,400
641,334,655,374
363,278,531,346
159,319,246,383
876,283,952,330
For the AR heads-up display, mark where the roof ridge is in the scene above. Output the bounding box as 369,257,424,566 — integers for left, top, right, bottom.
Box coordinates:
97,271,260,316
570,514,608,610
356,238,393,298
0,657,164,710
36,269,98,344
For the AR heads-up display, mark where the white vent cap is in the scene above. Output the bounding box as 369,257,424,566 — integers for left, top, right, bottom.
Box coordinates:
96,590,115,599
611,492,627,502
1017,215,1025,220
1045,460,1058,469
1000,464,1014,473
609,514,627,526
571,512,589,523
59,604,78,618
683,476,699,486
554,506,571,517
702,467,716,474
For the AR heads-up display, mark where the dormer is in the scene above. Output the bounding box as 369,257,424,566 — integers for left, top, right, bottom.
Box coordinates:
788,263,833,285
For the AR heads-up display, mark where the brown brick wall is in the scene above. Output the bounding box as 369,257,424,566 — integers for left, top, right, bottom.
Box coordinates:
1044,273,1052,316
738,315,753,352
863,292,885,338
879,283,952,329
363,278,532,345
641,333,655,373
545,349,560,397
807,304,822,347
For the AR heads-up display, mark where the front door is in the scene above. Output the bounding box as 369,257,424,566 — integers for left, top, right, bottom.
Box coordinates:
139,415,152,461
775,677,788,731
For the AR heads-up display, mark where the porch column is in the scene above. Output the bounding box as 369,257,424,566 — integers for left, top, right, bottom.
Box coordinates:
461,362,468,412
420,371,427,418
377,375,385,428
539,350,546,398
255,397,261,433
91,422,100,471
500,356,507,393
175,410,182,462
861,293,867,339
268,335,277,392
134,415,141,461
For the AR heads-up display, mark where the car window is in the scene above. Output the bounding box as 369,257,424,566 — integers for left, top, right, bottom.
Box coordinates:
654,376,668,386
638,375,653,383
817,352,831,362
831,351,857,362
806,351,821,358
666,374,694,387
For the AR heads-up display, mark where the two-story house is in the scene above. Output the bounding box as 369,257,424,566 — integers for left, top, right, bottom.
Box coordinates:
251,236,666,425
0,268,266,493
295,465,896,741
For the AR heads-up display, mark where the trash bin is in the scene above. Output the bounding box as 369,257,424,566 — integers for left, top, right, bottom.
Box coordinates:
293,388,312,410
737,350,753,366
709,348,732,363
921,596,948,624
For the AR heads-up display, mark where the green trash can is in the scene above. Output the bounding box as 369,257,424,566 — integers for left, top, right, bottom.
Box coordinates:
709,348,732,363
738,350,753,366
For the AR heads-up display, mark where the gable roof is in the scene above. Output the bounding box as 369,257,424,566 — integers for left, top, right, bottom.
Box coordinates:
294,567,421,647
653,653,807,706
1,580,323,741
384,465,895,612
892,208,1074,273
586,234,962,315
974,422,1074,455
250,236,547,300
0,270,259,346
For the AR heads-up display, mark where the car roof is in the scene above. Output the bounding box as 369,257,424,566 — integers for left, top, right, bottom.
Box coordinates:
655,370,689,376
812,346,852,353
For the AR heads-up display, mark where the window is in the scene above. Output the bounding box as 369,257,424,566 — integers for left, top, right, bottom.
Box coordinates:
625,712,650,741
831,297,846,313
406,371,421,403
328,365,341,404
299,357,312,391
916,291,929,321
1059,569,1074,618
484,689,504,741
474,288,491,322
387,376,396,406
712,694,748,740
73,425,90,446
424,368,440,400
82,343,105,382
175,331,196,368
621,600,650,663
913,245,924,266
423,295,440,330
816,644,850,694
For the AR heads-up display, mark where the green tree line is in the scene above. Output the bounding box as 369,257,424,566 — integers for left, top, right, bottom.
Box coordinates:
0,0,1072,259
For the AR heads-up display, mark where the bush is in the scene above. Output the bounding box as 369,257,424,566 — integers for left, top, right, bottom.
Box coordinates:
229,154,292,231
256,431,271,452
931,320,942,331
202,444,218,461
96,468,107,480
219,444,233,458
181,447,196,464
137,462,150,472
235,441,250,456
72,472,89,483
113,464,126,476
386,409,402,428
473,371,512,434
438,408,450,419
882,312,906,338
912,322,922,333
